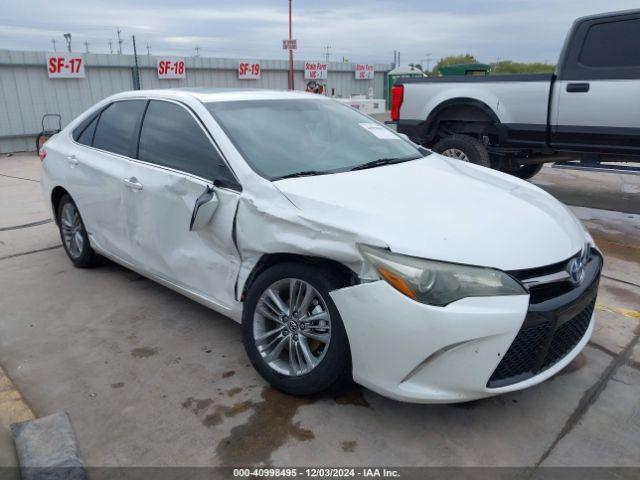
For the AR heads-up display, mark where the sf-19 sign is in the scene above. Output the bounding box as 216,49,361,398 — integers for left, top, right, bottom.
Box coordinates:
157,58,186,79
47,53,85,78
304,62,327,80
238,61,261,79
355,64,374,80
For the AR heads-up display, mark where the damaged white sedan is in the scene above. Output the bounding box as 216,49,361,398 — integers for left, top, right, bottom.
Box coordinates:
40,88,601,403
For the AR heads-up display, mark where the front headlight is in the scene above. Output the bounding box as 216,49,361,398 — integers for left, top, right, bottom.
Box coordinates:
359,245,526,306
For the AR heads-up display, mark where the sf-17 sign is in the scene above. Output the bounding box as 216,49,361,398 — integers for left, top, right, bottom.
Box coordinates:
47,53,85,78
157,58,186,79
238,61,261,79
304,62,327,80
355,64,374,80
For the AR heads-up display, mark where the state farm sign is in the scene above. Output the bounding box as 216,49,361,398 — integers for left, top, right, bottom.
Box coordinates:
157,58,186,79
47,53,85,78
238,61,261,79
355,64,374,80
304,62,327,80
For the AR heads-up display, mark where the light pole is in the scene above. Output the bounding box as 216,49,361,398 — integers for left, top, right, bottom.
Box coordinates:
288,0,294,90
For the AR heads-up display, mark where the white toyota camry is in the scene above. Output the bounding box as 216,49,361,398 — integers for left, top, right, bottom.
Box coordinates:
40,88,601,403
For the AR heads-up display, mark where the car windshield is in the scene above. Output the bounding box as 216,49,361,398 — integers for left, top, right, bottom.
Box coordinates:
206,99,423,180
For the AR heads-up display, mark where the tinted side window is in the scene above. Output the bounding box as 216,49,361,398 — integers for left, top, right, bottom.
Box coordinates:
138,101,234,182
77,116,98,146
580,19,640,68
93,100,146,156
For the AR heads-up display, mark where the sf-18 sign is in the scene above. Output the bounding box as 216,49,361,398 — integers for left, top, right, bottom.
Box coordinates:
355,64,374,80
47,53,85,78
304,62,327,80
157,58,186,79
238,61,261,79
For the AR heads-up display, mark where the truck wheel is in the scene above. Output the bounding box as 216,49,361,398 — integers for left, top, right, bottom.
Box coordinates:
433,135,491,168
504,163,543,180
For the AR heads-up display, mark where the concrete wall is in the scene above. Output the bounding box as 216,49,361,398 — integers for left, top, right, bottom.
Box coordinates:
0,49,390,153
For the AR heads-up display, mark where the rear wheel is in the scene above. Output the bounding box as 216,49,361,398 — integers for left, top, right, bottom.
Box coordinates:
242,263,351,396
57,194,97,268
433,134,491,168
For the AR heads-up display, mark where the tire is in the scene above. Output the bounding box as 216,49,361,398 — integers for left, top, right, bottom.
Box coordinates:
242,263,352,396
57,194,97,268
504,163,543,180
433,134,491,168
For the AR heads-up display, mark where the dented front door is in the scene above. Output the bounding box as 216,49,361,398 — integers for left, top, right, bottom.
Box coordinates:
125,161,241,310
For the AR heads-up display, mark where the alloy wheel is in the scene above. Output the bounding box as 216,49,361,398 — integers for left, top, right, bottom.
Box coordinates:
253,278,332,376
441,148,469,162
60,202,85,259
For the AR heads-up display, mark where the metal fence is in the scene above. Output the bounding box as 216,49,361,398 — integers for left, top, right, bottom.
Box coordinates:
0,49,390,153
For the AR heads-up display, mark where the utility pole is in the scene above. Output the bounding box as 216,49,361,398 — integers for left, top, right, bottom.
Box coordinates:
288,0,294,90
63,33,72,52
393,50,397,68
423,53,432,72
146,44,151,56
194,46,200,57
117,28,123,54
132,35,141,90
398,51,401,67
108,40,113,54
51,39,57,52
84,41,90,53
323,45,331,64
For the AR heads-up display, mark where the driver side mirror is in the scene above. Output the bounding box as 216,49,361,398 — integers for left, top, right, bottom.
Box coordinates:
190,186,219,231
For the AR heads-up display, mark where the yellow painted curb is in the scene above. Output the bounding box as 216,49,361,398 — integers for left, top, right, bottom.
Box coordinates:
0,365,35,429
596,303,640,319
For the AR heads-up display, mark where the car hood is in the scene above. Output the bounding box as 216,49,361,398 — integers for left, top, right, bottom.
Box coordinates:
273,154,586,271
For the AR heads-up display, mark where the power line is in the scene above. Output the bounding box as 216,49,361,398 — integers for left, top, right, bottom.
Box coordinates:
84,41,90,53
108,40,113,54
194,46,200,57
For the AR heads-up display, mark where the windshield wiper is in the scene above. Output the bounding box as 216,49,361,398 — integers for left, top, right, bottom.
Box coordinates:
349,155,421,171
271,170,327,181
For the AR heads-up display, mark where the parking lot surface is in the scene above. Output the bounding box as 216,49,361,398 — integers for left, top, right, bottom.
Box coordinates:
1,152,639,468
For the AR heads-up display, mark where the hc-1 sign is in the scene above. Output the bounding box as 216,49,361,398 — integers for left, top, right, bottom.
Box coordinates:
238,61,261,79
157,58,186,79
355,64,374,80
304,62,327,80
47,53,85,78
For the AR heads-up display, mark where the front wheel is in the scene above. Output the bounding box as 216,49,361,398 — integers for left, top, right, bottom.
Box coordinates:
432,134,491,168
242,263,351,396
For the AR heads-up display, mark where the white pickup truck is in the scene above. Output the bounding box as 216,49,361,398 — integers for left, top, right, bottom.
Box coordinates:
393,9,640,179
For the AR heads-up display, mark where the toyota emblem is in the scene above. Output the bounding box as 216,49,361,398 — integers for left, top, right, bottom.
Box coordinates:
567,257,585,286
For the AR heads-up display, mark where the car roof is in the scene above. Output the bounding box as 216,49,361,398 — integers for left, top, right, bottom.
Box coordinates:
111,88,325,104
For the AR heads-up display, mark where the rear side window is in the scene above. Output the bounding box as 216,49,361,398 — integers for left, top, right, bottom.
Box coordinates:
93,100,146,156
76,116,97,146
138,100,234,182
580,19,640,68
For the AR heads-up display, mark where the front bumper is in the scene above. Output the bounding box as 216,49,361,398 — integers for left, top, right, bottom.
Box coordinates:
330,252,601,403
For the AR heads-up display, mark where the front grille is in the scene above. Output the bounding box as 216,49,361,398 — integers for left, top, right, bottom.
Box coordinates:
528,282,574,304
541,299,595,370
487,298,596,388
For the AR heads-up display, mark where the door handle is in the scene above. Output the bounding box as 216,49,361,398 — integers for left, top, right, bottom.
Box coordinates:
566,83,590,93
66,155,79,166
123,177,143,191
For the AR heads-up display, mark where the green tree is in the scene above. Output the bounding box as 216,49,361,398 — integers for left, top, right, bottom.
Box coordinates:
491,60,555,75
432,54,477,75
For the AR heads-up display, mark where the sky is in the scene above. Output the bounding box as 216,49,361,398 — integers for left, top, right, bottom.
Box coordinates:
1,0,638,66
